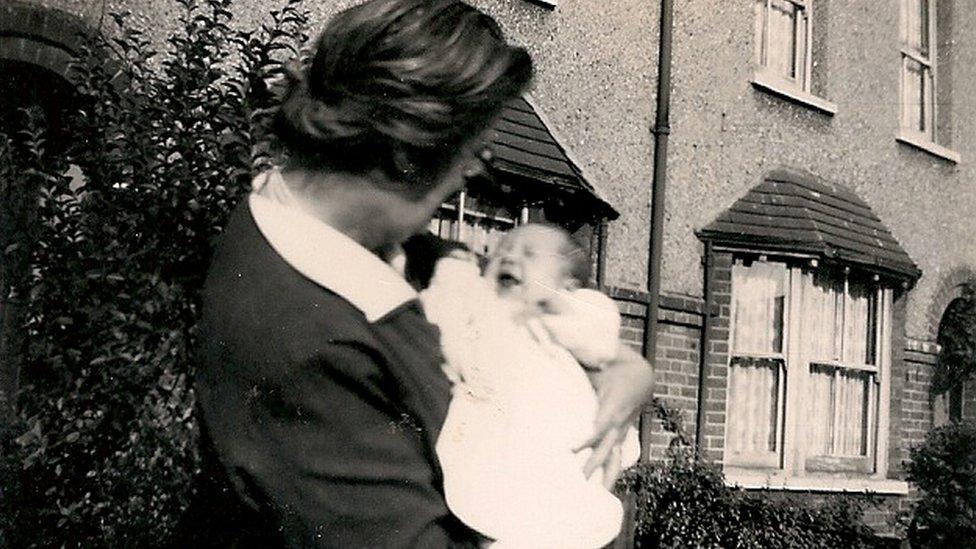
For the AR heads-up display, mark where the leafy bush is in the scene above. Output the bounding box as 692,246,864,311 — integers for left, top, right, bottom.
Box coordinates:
618,402,881,548
0,1,307,546
905,421,976,548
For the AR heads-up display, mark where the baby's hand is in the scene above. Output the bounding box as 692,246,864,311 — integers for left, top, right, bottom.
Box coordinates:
539,289,621,369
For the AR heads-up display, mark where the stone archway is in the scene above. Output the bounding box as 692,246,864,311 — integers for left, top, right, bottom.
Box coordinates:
0,1,94,77
926,266,976,342
0,2,98,418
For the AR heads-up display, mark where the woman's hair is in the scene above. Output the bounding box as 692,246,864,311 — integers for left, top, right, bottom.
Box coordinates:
274,0,533,188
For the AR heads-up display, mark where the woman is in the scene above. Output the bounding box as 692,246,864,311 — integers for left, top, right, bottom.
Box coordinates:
192,1,653,547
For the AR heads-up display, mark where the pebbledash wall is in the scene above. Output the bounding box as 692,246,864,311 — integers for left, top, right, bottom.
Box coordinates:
5,0,976,538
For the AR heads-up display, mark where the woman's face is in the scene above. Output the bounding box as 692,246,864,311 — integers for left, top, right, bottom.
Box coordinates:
377,133,492,247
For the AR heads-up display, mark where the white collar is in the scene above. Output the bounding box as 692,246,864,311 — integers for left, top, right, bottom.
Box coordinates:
248,171,417,322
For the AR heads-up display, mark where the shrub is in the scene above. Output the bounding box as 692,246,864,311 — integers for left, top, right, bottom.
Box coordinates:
0,1,308,546
618,401,881,548
905,421,976,548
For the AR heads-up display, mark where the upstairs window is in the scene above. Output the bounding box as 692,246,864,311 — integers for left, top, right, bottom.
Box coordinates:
900,0,937,141
754,0,813,92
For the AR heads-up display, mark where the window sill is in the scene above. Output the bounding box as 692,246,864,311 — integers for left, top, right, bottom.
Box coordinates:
896,131,961,164
751,71,837,116
725,471,909,495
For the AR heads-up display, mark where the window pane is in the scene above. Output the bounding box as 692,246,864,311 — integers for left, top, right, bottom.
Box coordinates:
902,57,925,133
431,194,519,256
808,365,872,457
836,369,871,456
808,364,835,455
904,0,922,51
754,0,766,64
919,0,930,55
727,356,781,454
732,260,786,355
844,280,877,365
767,0,798,79
801,269,842,362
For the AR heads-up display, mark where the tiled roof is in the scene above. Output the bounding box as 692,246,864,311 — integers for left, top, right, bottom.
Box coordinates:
698,168,921,280
485,96,618,220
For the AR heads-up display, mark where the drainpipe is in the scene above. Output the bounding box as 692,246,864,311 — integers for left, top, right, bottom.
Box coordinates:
694,241,714,458
614,1,674,548
642,0,674,403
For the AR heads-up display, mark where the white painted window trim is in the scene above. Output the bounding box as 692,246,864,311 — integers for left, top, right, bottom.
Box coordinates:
896,130,961,163
723,257,895,492
752,0,836,115
431,191,526,255
724,470,909,495
897,0,958,162
751,70,838,115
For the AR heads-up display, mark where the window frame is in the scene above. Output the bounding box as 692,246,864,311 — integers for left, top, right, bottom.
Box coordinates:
899,0,938,143
429,189,529,256
723,255,893,485
754,0,814,93
724,260,790,469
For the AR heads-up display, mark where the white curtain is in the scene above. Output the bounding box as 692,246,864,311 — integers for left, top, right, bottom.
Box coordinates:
807,365,834,455
731,261,786,354
767,0,798,79
844,281,875,365
727,261,786,455
835,370,870,456
727,358,780,453
802,271,840,455
801,271,874,457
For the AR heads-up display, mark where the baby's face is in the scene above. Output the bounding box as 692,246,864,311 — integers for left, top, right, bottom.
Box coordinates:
486,227,574,313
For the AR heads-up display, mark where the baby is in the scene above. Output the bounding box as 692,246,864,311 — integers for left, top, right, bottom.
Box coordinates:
420,224,639,549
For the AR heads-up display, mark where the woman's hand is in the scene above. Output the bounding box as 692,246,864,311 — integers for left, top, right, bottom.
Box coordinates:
576,343,654,489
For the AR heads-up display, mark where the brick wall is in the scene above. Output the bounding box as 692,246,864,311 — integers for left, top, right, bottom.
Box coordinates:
608,251,732,462
607,255,976,537
609,287,704,460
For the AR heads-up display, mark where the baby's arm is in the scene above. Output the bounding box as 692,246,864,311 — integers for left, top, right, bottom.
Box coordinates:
539,288,622,369
540,291,646,479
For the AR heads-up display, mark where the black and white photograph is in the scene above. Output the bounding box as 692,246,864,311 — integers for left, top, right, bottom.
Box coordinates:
0,0,974,547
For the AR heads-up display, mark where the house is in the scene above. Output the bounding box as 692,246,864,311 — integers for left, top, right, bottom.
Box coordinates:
2,0,975,538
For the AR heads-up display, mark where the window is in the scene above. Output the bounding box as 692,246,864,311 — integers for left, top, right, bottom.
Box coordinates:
429,190,527,256
754,0,813,92
726,257,893,478
900,0,936,141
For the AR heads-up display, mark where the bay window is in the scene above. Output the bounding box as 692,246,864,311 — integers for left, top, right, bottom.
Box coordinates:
428,190,527,257
726,256,892,478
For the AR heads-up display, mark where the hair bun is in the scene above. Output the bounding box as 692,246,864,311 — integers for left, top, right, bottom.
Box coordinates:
278,78,367,144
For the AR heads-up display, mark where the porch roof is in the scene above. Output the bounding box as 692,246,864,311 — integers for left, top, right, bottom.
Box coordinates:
484,96,619,221
698,168,921,281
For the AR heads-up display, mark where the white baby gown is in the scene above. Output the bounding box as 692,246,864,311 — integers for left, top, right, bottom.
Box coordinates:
421,257,639,549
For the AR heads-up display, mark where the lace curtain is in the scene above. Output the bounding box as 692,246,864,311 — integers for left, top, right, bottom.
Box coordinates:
726,261,786,456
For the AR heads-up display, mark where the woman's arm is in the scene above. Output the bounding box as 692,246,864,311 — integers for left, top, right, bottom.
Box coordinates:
576,342,654,488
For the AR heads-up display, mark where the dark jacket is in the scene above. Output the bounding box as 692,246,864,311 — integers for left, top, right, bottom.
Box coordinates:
184,200,480,548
